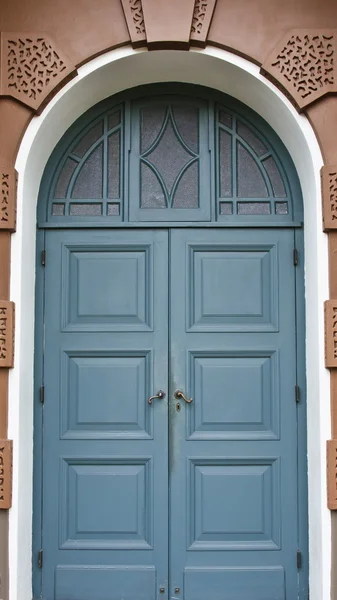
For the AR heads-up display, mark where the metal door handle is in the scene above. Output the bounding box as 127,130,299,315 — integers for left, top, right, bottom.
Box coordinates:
174,390,193,404
148,390,166,404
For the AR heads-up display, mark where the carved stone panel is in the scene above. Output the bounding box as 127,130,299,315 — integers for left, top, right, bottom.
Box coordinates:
120,0,147,47
327,439,337,510
0,163,17,232
190,0,217,47
325,300,337,368
322,165,337,231
0,302,14,368
261,30,337,111
0,440,12,509
0,33,76,112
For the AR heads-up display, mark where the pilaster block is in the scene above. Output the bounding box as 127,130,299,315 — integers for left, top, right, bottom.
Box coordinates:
322,166,337,231
0,163,17,232
261,30,337,111
0,302,14,368
0,440,12,509
328,440,337,509
0,33,77,112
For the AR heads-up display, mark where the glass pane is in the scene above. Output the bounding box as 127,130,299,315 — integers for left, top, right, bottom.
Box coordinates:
141,163,166,208
219,202,233,215
263,156,286,197
69,203,102,216
237,121,268,157
172,106,199,153
173,162,198,208
52,203,65,216
237,143,268,198
108,111,121,130
107,203,120,216
72,144,103,199
54,158,77,198
141,106,166,153
275,202,288,215
219,130,232,197
146,119,192,196
108,131,120,199
219,110,232,128
72,121,103,158
238,202,271,215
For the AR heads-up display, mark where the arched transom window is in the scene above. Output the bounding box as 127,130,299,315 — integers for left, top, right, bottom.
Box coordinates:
38,84,303,226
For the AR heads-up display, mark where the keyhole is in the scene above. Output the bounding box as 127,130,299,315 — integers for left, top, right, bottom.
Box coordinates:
176,402,181,412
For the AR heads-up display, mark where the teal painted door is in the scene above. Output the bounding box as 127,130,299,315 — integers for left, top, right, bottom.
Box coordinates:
39,227,302,599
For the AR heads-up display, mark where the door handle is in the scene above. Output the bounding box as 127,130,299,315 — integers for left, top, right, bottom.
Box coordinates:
148,390,166,405
174,390,193,404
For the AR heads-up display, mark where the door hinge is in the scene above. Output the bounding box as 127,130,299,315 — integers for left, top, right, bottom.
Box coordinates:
293,248,299,266
38,549,43,568
297,549,302,569
295,384,300,403
41,249,46,267
39,386,45,404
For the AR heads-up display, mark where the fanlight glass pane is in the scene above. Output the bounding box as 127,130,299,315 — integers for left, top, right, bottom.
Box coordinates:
145,119,193,195
72,144,103,199
237,143,268,198
108,131,120,198
219,111,232,128
141,163,166,208
238,202,271,215
219,130,232,197
275,202,288,215
107,203,120,215
54,158,77,198
141,106,166,153
237,120,268,157
108,111,121,130
220,202,233,215
52,203,65,216
69,203,102,216
72,121,103,158
173,162,198,208
172,106,199,152
263,156,286,197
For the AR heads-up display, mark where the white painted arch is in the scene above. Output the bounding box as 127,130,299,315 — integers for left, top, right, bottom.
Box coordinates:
9,45,330,600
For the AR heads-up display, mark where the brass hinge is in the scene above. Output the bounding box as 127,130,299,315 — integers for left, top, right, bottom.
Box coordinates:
297,549,302,569
38,549,43,568
295,385,300,403
293,248,299,266
41,249,46,267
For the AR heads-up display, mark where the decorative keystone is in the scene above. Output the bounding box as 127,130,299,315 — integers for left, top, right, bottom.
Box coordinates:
120,0,147,47
0,33,77,112
325,300,337,368
261,30,337,111
327,440,337,509
0,440,12,509
0,162,17,232
321,165,337,231
0,301,14,368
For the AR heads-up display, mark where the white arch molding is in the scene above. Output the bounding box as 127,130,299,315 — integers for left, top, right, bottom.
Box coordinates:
8,46,330,600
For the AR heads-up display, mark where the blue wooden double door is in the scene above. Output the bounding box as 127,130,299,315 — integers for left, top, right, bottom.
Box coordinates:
40,227,302,600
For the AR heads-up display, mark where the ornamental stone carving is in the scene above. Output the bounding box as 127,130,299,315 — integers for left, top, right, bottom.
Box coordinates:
0,163,17,232
0,301,14,368
190,0,217,47
0,441,12,510
322,165,337,231
262,30,337,111
327,440,337,510
120,0,147,47
0,33,76,112
325,300,337,368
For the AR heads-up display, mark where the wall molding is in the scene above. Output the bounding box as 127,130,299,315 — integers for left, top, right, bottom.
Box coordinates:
261,29,337,111
325,300,337,368
0,33,77,112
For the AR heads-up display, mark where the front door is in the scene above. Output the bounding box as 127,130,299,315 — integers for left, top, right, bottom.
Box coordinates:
38,226,300,600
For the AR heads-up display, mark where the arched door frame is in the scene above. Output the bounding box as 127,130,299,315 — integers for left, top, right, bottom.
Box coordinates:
8,46,329,600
